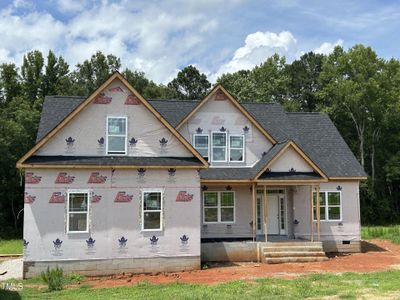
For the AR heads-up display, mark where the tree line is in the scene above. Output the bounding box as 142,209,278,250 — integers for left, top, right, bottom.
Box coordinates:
0,45,399,237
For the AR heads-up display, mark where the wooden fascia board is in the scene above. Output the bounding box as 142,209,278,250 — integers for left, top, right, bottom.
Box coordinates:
18,164,207,169
17,72,208,169
176,84,277,144
254,140,328,180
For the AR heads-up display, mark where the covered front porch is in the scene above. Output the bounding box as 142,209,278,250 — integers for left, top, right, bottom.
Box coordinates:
200,180,325,244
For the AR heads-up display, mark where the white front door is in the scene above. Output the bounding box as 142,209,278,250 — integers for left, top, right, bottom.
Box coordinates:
267,195,280,234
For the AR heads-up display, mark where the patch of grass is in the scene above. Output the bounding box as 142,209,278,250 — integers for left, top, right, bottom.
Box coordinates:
361,225,400,244
0,239,22,255
1,270,399,300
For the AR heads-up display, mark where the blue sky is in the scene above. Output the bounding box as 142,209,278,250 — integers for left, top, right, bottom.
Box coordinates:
0,0,399,83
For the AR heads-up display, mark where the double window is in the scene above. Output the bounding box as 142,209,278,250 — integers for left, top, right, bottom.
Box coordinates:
142,191,163,231
203,191,235,223
313,191,342,221
107,116,127,155
67,190,90,233
195,132,244,162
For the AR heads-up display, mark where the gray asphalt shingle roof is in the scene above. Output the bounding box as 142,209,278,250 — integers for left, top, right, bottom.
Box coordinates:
33,95,366,178
25,156,204,167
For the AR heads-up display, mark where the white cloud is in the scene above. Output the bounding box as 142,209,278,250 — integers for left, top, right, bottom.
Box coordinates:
211,31,297,81
314,39,343,55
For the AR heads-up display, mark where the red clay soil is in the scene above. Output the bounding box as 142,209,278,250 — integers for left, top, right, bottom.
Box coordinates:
82,239,400,288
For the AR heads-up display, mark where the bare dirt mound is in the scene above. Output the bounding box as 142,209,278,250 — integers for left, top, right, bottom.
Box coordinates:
82,239,400,288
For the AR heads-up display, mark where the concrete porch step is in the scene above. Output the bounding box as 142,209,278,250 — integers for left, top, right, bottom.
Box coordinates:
263,251,326,258
263,245,323,252
264,241,323,247
265,256,329,264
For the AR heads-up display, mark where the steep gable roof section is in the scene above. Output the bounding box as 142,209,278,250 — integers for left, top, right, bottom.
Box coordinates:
286,113,367,179
17,72,208,169
36,96,86,142
176,85,277,144
254,140,328,180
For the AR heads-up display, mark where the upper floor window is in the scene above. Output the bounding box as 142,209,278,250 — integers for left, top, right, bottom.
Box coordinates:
212,132,227,162
229,135,244,162
313,191,342,221
67,190,90,233
193,134,209,159
107,116,127,155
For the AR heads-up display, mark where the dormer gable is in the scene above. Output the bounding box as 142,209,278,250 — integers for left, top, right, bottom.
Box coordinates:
176,85,277,167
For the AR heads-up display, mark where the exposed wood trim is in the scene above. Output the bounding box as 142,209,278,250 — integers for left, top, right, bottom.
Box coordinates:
309,185,314,242
17,72,209,169
254,140,328,180
175,85,277,144
329,177,368,180
316,185,321,242
263,185,268,243
252,182,256,242
17,164,206,169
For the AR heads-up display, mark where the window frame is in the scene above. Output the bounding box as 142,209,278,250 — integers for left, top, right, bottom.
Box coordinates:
312,190,342,222
211,131,228,162
66,189,90,234
193,134,209,160
141,189,163,232
106,116,128,155
203,191,235,224
229,134,245,162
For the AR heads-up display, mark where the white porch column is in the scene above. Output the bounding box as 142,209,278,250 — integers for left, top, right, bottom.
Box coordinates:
263,185,268,243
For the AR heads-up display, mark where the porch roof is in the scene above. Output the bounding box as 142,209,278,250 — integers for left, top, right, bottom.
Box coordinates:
257,171,322,180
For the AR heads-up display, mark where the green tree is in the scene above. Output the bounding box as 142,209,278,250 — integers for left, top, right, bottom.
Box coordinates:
43,50,71,96
168,65,211,100
285,52,325,111
21,50,44,101
0,63,21,104
72,51,121,95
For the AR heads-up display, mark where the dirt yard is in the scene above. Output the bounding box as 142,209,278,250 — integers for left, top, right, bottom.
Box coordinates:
82,239,400,288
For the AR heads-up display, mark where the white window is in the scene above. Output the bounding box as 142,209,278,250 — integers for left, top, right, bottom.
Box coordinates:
67,190,90,233
211,132,227,162
142,190,163,231
203,191,235,223
106,116,127,155
229,135,245,162
313,191,342,221
193,134,209,159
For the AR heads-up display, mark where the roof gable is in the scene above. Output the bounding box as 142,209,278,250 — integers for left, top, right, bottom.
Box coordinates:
176,85,277,144
17,72,208,168
254,140,328,180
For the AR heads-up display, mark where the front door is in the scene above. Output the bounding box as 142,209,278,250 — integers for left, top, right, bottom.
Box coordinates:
267,195,280,234
256,191,286,236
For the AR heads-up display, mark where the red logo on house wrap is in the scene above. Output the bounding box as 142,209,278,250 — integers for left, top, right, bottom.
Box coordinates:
125,94,141,105
176,191,194,202
25,172,41,184
88,172,107,184
114,192,133,203
55,172,75,184
24,193,36,204
49,192,65,203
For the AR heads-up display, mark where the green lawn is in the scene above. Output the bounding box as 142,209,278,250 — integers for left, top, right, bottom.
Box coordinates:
1,270,400,299
0,239,22,255
361,225,400,244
